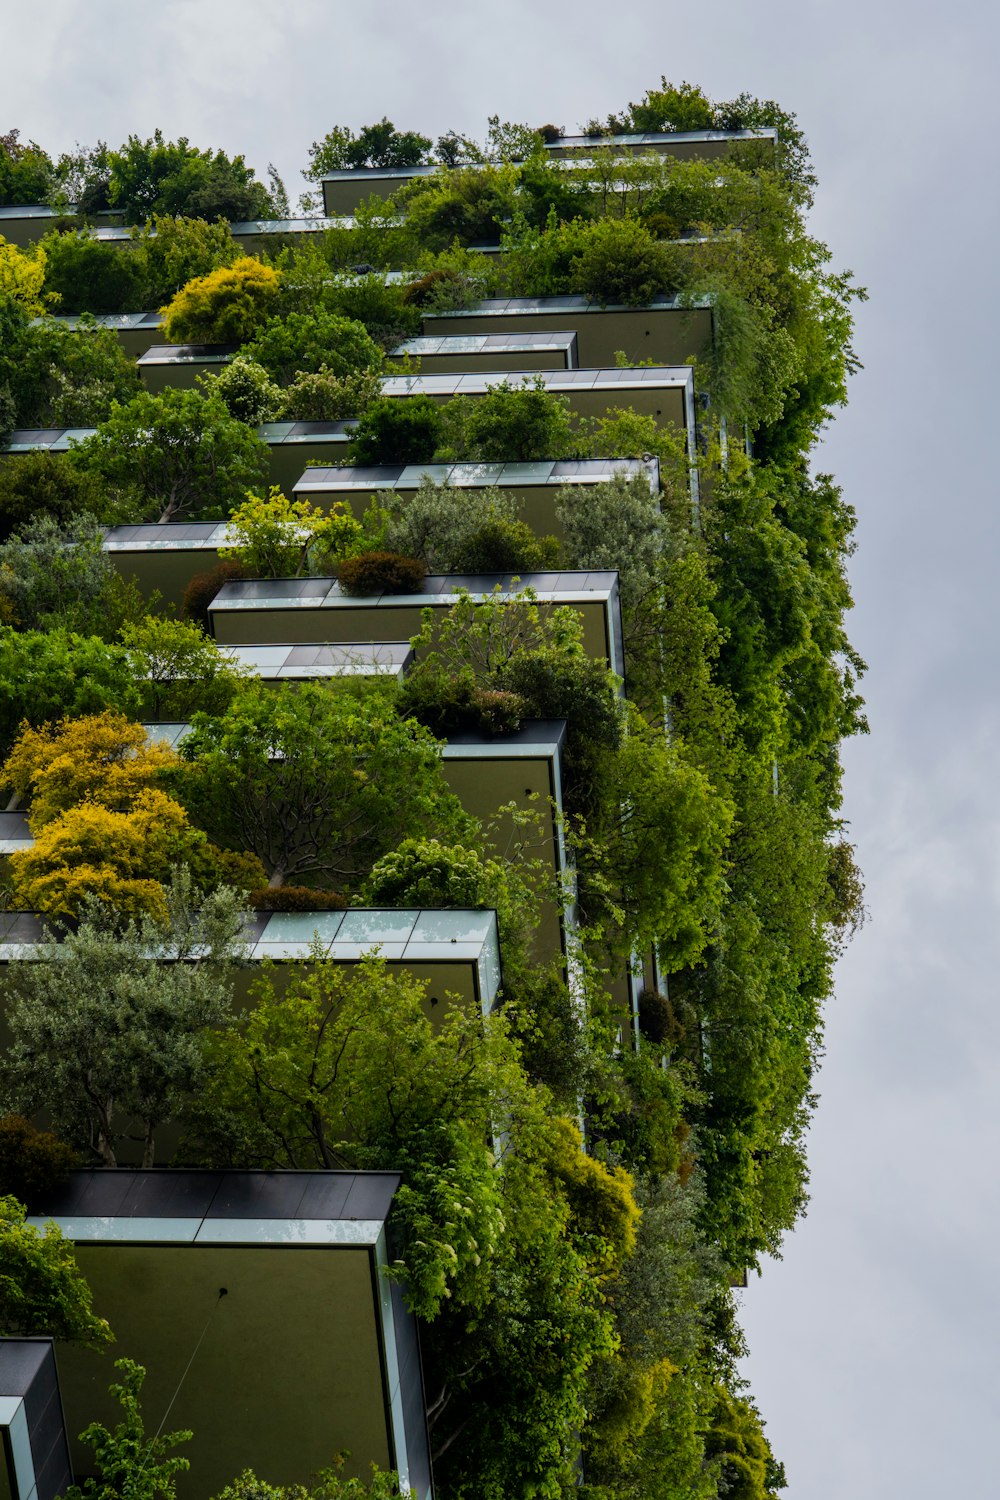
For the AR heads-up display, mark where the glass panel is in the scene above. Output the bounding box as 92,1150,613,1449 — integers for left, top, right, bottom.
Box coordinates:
259,912,346,944
409,910,495,946
336,909,418,945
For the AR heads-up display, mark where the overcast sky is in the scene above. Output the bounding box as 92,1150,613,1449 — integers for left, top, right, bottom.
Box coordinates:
5,2,994,1494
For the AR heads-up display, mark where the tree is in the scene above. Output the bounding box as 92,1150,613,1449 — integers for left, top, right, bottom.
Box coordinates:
555,471,671,612
0,236,50,314
0,876,248,1166
15,313,141,427
119,616,246,719
70,387,268,522
188,956,511,1318
177,679,471,890
570,215,674,306
302,120,432,208
202,355,281,425
104,130,277,222
0,627,143,755
0,450,110,540
383,478,557,574
347,394,442,465
62,1359,191,1500
220,486,368,577
0,130,55,205
2,710,178,827
39,230,145,315
243,310,383,387
437,377,574,461
133,214,238,305
0,1195,112,1345
0,515,116,630
161,258,282,344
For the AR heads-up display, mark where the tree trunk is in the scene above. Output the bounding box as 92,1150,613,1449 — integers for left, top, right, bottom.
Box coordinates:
141,1122,156,1170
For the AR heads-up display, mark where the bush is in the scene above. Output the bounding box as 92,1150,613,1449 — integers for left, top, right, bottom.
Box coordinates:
0,451,109,540
0,1116,78,1209
365,837,498,909
243,310,383,387
348,395,442,465
337,550,427,595
249,885,346,911
438,378,574,462
452,513,561,573
181,559,251,630
570,218,678,307
161,258,282,344
279,365,381,422
401,266,473,309
398,673,528,738
203,355,281,425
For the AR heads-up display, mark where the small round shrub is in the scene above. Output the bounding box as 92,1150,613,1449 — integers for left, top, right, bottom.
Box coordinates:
161,258,282,344
366,837,495,909
337,550,428,596
250,885,346,911
536,124,564,144
0,1115,78,1209
181,559,251,630
471,688,528,735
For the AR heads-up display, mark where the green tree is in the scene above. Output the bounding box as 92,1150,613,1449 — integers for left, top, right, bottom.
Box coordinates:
203,355,281,425
220,486,367,577
177,679,471,890
0,1195,112,1345
243,310,383,387
0,875,248,1166
39,231,146,315
0,626,142,759
437,377,574,461
62,1359,191,1500
70,387,268,522
0,130,55,205
570,216,676,306
347,394,441,465
104,130,278,222
302,119,432,208
134,214,238,305
120,616,246,720
0,515,116,630
0,450,111,539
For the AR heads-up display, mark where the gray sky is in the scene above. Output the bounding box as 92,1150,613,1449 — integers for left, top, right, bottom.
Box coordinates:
5,2,994,1493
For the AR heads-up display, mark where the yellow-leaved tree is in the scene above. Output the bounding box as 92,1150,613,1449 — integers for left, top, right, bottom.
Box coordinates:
2,711,264,919
220,485,378,577
0,236,51,315
160,256,281,344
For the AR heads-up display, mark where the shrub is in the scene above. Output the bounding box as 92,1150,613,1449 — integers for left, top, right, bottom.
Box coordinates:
365,837,498,909
337,550,427,595
279,365,381,421
181,560,251,629
452,512,561,573
438,378,574,462
570,217,676,306
0,1116,78,1209
401,266,472,309
161,257,282,344
243,310,383,386
202,355,281,424
0,451,109,540
348,395,442,465
471,688,529,735
249,885,346,911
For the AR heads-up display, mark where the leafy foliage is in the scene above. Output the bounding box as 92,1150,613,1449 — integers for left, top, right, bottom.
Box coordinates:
62,1359,192,1500
70,387,268,522
161,257,281,343
0,1195,112,1345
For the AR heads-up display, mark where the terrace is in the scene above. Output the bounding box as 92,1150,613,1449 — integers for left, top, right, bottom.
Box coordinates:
422,292,713,370
208,569,625,679
27,1169,434,1500
390,329,579,373
293,455,660,537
